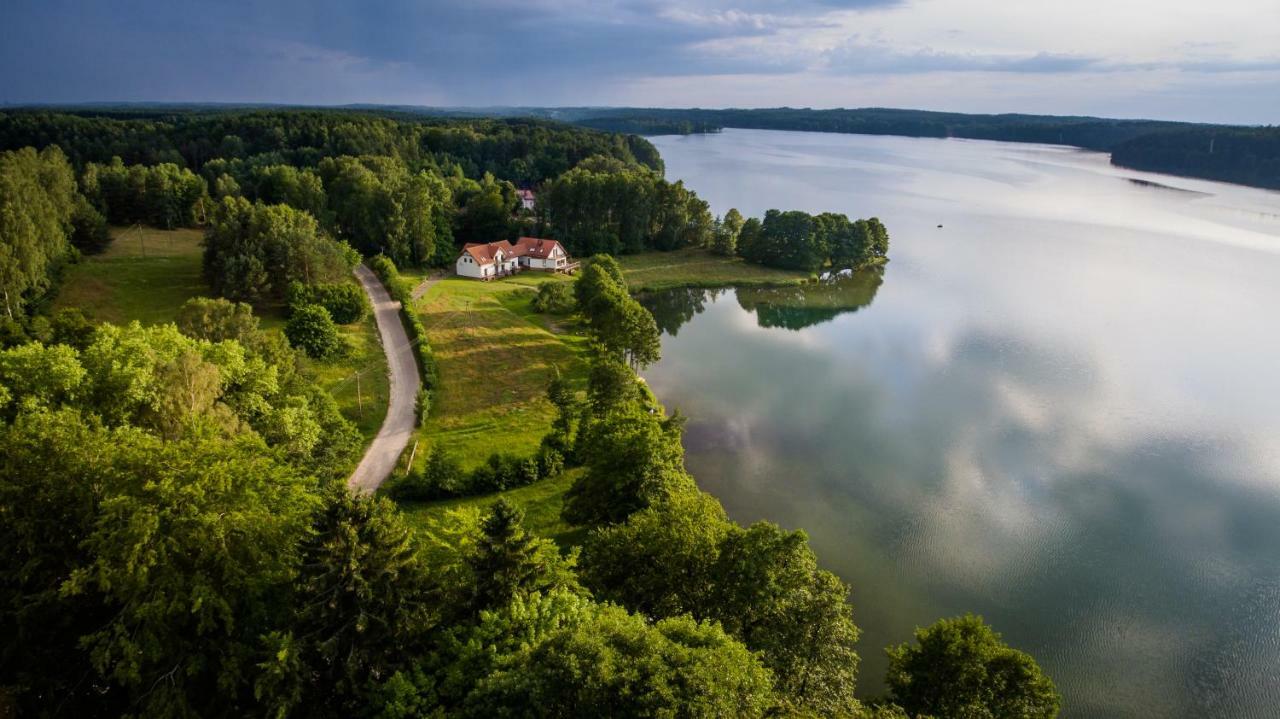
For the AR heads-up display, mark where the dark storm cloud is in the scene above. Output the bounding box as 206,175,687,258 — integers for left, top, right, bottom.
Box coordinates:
0,0,878,104
0,0,1275,121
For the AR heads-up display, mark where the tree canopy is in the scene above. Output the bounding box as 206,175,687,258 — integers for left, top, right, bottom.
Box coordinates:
0,146,77,319
887,614,1061,719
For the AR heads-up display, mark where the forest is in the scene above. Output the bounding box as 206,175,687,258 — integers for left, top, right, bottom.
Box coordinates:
0,108,1057,718
1110,126,1280,189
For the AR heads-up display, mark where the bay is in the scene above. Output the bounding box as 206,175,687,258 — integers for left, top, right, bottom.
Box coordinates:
642,129,1280,718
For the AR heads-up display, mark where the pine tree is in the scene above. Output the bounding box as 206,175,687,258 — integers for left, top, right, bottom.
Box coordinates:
467,499,552,611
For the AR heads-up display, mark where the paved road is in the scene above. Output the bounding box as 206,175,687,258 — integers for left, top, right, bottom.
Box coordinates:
348,264,420,493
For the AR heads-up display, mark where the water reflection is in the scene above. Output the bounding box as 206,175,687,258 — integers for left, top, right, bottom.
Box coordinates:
738,269,882,331
639,268,883,335
644,129,1280,718
645,294,1280,718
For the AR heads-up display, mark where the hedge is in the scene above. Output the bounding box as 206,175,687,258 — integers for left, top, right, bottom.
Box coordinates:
367,256,439,421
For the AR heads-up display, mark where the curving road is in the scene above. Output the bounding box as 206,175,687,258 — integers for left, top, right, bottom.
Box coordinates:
347,264,421,493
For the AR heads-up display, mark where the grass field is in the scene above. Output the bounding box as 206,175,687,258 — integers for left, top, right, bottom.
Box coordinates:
399,468,586,548
52,226,388,442
410,272,591,471
397,252,796,542
302,313,391,442
618,248,810,291
53,226,220,326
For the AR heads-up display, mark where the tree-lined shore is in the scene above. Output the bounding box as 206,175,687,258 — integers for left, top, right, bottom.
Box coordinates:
0,107,1060,718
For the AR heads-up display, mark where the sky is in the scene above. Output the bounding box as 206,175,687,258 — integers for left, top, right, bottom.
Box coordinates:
1,0,1278,124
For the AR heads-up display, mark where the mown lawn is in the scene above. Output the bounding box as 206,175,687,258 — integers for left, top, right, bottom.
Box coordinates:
618,248,810,291
52,225,387,442
53,226,226,326
399,468,587,548
411,272,591,470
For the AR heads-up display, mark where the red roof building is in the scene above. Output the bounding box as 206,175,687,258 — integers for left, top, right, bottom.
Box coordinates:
455,237,574,279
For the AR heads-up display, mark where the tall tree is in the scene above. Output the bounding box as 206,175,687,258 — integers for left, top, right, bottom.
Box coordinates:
256,483,440,717
713,207,745,256
204,197,356,304
451,593,776,718
886,614,1061,719
466,498,575,611
0,146,77,319
564,409,693,526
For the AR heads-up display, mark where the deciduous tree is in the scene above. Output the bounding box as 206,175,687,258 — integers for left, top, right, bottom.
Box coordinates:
886,614,1061,719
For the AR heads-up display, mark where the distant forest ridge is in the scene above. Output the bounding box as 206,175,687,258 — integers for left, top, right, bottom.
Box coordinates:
6,103,1279,190
542,107,1279,191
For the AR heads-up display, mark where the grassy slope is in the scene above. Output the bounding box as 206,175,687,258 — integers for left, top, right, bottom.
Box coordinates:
397,250,801,542
618,247,810,291
391,271,590,543
410,273,592,472
399,468,587,548
51,226,388,443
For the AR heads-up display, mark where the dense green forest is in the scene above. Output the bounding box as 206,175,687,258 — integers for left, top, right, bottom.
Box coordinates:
10,104,1277,190
1110,126,1280,189
0,108,1058,717
0,109,663,182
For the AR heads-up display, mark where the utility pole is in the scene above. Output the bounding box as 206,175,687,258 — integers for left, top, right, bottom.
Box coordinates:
135,224,146,258
356,371,363,417
406,440,419,473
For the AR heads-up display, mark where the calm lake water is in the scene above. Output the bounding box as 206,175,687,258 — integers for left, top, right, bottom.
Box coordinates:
644,129,1280,718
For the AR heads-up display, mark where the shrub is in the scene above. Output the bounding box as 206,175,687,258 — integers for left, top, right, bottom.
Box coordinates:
367,254,398,285
415,388,432,426
314,283,369,324
367,255,437,389
176,297,259,343
536,446,565,478
532,281,576,314
470,453,539,494
69,195,111,254
49,308,97,350
385,447,465,501
285,304,342,359
287,281,369,324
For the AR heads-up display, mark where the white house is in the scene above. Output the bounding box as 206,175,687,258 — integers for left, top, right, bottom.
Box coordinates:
517,189,536,211
455,237,574,280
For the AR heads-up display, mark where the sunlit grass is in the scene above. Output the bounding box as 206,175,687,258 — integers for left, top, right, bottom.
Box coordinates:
53,225,387,441
398,468,586,547
53,226,226,326
410,273,591,470
618,247,810,291
300,311,390,442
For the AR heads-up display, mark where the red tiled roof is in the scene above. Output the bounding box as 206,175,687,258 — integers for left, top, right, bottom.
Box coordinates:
459,238,566,265
517,189,535,200
461,240,515,266
511,237,565,259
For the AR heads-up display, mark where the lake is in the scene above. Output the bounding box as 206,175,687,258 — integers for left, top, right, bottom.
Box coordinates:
643,129,1280,718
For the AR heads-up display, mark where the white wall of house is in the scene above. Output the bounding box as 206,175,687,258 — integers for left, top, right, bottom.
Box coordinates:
459,244,567,279
520,246,567,270
456,255,489,278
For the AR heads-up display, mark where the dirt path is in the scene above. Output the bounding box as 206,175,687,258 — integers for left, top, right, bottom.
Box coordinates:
411,270,447,300
347,264,420,493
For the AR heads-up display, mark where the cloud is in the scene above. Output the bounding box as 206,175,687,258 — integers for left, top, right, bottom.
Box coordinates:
0,0,1277,122
823,45,1105,75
